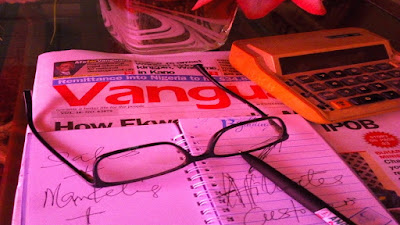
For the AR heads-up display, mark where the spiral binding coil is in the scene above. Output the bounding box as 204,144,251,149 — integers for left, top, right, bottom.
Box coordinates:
172,133,185,142
204,217,219,224
189,173,206,181
191,181,208,189
197,199,211,206
184,165,221,224
194,190,208,198
174,133,221,224
172,134,190,150
185,166,210,174
201,208,218,215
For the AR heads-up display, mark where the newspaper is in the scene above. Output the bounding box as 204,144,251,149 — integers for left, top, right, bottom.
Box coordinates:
311,111,400,219
31,50,291,132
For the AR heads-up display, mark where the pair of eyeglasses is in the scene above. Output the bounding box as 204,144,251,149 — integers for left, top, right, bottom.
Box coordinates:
23,64,288,188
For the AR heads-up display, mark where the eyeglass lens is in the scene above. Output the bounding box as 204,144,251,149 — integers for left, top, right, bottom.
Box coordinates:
95,144,187,183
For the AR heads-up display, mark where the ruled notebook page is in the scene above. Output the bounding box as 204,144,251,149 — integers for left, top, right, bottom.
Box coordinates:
179,115,397,225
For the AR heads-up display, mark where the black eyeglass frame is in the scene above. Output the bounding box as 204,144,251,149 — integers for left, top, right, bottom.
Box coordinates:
23,64,289,187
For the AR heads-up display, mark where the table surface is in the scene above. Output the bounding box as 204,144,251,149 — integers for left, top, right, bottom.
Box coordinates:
0,0,400,225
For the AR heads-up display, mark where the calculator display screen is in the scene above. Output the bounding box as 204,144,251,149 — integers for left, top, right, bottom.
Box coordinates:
279,44,389,75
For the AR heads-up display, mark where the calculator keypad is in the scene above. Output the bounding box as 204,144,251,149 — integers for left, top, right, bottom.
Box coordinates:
290,63,400,111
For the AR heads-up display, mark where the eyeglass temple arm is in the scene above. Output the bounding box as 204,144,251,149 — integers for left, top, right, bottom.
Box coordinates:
193,64,267,117
23,90,95,185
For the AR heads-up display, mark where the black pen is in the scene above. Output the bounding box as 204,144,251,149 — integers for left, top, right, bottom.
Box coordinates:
241,153,356,225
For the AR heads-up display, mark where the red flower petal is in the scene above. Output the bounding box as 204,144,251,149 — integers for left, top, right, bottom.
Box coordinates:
192,0,214,10
237,0,284,19
291,0,326,15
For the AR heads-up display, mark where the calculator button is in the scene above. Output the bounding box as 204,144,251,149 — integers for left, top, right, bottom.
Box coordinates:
325,80,344,88
314,72,331,80
301,92,313,98
361,65,379,72
318,91,338,100
385,80,400,90
296,75,315,83
388,70,400,77
348,94,385,105
353,85,372,94
341,78,360,86
344,67,363,75
336,88,357,97
285,80,296,86
307,83,327,91
381,91,400,99
373,72,392,80
376,63,394,70
328,70,346,78
368,83,387,91
317,103,328,110
356,75,375,83
330,99,353,109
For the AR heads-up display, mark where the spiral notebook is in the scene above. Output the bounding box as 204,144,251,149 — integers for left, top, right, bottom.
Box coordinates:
18,115,396,225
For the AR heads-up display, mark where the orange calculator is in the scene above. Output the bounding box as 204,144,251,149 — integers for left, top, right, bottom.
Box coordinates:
229,27,400,124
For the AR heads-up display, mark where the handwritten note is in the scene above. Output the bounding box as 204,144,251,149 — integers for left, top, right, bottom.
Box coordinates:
179,115,396,224
21,124,204,225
